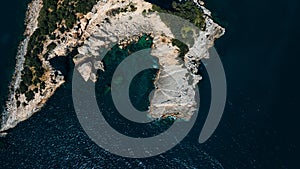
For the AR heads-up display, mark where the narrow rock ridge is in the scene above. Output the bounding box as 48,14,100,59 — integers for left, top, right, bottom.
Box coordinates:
24,0,43,36
0,0,44,132
149,36,198,120
1,0,65,132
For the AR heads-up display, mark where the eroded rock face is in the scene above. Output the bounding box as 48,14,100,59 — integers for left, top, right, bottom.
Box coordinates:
1,0,224,132
24,0,43,36
1,0,65,132
78,62,93,82
73,0,224,120
149,37,198,120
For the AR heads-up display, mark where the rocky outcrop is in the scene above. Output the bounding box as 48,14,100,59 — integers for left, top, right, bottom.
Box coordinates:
0,0,44,132
0,0,65,132
24,0,43,36
72,0,224,120
77,62,93,82
1,0,225,132
149,36,199,120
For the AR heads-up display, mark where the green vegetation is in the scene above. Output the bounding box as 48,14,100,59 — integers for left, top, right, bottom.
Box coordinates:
22,67,33,86
25,90,35,102
47,42,57,51
152,1,206,30
171,38,189,59
40,81,46,90
19,0,99,104
39,0,98,34
106,3,137,16
16,101,21,107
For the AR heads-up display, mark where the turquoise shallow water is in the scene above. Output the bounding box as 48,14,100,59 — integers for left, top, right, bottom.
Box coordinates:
0,0,299,168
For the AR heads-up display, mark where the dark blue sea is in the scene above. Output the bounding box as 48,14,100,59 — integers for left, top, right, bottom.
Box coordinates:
0,0,299,168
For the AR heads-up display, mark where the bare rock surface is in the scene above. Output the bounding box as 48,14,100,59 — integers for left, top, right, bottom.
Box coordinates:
1,0,224,132
149,37,198,120
74,0,224,120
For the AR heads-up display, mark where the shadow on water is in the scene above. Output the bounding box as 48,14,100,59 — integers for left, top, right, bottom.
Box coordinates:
49,49,77,81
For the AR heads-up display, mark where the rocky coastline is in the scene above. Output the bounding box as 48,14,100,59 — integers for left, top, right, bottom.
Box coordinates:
1,0,224,133
0,0,43,133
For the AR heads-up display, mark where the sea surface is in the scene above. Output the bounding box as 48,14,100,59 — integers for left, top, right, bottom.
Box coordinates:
0,0,299,168
0,0,31,113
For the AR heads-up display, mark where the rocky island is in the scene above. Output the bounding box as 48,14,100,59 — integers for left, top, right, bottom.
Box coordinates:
0,0,224,133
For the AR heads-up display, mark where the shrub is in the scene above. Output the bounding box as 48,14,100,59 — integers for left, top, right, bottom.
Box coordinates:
152,1,206,30
171,39,189,59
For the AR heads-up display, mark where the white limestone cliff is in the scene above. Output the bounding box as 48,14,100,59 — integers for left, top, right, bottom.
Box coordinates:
1,0,224,132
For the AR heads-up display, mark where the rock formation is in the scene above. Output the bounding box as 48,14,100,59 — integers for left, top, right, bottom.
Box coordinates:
0,0,224,132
